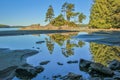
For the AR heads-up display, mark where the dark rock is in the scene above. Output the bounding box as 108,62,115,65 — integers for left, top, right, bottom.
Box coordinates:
36,47,40,49
90,63,113,76
108,60,120,70
79,59,93,72
61,72,82,80
36,41,45,44
90,77,102,80
15,68,35,79
52,75,61,78
40,61,50,65
35,66,44,73
113,75,120,80
79,59,92,68
67,60,78,64
104,77,114,80
57,62,63,65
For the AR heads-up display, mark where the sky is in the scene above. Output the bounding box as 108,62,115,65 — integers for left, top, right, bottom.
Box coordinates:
0,0,93,26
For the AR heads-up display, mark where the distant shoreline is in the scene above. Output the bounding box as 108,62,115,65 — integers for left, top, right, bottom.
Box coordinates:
0,30,78,36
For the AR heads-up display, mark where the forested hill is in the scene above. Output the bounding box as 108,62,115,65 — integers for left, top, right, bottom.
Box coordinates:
0,24,27,28
89,0,120,29
0,24,10,28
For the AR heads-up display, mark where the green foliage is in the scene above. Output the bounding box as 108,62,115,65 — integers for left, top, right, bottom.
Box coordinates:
111,0,120,28
46,3,86,27
46,38,54,54
78,13,86,24
50,14,65,27
0,24,10,28
45,5,54,22
89,0,120,29
61,2,75,21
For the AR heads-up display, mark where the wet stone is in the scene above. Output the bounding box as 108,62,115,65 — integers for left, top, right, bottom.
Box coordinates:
67,60,78,64
52,75,61,79
108,59,120,70
104,77,114,80
57,62,63,65
61,72,82,80
35,66,44,73
15,68,35,79
40,61,50,65
36,41,45,44
90,77,102,80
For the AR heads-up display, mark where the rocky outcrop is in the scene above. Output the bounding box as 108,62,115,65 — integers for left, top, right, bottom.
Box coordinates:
79,59,120,80
15,66,44,80
0,48,39,80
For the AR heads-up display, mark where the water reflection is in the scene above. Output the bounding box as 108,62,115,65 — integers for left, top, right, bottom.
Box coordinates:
90,42,120,66
0,32,102,80
43,33,86,57
45,38,54,54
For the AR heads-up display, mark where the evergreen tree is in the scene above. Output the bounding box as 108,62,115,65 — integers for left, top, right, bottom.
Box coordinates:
78,13,86,24
50,14,65,26
66,3,75,21
45,5,54,22
89,0,120,29
61,2,68,19
111,0,120,28
89,0,112,29
61,2,75,21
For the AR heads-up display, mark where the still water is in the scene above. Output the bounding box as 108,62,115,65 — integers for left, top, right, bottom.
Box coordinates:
0,31,120,80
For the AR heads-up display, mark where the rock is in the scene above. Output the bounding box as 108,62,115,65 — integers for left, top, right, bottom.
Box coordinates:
67,60,78,64
57,62,63,65
90,63,113,76
108,59,120,70
36,47,40,49
35,66,44,73
113,75,120,80
104,77,114,80
79,59,114,78
36,41,45,44
61,72,82,80
90,77,102,80
79,59,93,72
79,59,92,68
15,68,35,79
0,49,39,80
40,61,50,65
52,75,61,78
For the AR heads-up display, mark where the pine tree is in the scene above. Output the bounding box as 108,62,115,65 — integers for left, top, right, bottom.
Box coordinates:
45,5,54,22
78,13,86,24
89,0,112,29
89,0,120,29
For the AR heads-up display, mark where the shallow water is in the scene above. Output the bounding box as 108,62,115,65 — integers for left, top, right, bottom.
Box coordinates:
0,31,120,80
0,28,19,31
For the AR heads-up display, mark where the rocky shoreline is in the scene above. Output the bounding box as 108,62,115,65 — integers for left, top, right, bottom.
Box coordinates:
79,59,120,80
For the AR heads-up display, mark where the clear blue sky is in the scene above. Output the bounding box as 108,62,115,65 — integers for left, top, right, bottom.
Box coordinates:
0,0,93,26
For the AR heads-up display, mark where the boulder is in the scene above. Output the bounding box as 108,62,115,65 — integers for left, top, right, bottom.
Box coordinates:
61,72,82,80
57,62,63,65
108,60,120,70
40,61,50,65
90,63,113,76
36,41,45,44
67,60,78,64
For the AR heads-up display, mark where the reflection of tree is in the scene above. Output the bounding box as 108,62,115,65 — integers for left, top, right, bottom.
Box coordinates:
90,42,120,66
62,40,85,57
46,33,85,57
78,40,85,47
46,38,54,54
50,34,70,46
